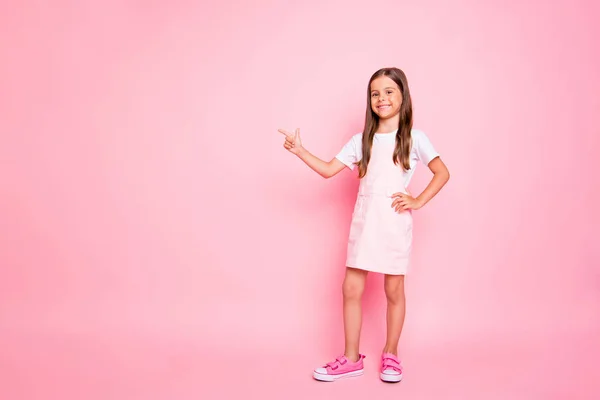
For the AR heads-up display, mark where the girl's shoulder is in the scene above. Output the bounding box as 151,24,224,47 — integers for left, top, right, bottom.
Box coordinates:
410,128,433,146
410,128,440,162
347,132,363,147
410,128,427,140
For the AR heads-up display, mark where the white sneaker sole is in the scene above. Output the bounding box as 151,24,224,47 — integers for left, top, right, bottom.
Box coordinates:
380,372,403,383
313,369,364,382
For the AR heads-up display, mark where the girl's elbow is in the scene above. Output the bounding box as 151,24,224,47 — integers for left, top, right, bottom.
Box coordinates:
322,168,335,179
437,165,450,180
443,172,450,186
433,169,450,183
437,158,450,181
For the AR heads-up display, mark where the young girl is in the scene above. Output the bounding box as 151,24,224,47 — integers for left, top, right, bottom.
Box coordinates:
278,67,450,383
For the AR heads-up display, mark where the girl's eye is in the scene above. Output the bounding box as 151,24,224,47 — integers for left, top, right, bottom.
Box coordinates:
387,91,393,94
372,93,378,97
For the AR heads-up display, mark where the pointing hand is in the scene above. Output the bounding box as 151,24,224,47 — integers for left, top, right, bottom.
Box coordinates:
278,128,304,155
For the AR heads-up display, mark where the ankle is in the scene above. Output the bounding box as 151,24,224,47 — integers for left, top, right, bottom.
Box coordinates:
382,346,398,356
344,352,360,362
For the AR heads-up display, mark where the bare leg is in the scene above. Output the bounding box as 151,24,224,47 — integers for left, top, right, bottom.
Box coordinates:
383,274,406,355
342,267,368,362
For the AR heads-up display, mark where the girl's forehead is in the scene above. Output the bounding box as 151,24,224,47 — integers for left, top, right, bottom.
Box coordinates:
370,76,399,90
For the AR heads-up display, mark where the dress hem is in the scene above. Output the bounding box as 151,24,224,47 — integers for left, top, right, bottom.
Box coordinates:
345,264,408,276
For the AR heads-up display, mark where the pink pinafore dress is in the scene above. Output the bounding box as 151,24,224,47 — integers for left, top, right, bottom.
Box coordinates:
345,134,413,275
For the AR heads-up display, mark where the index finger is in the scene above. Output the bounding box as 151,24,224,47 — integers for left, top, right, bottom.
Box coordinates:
278,128,293,137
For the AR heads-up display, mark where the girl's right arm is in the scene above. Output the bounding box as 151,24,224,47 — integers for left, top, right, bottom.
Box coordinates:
279,128,346,179
296,148,346,179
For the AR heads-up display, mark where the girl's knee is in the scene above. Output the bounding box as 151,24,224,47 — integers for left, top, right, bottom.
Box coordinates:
385,289,405,305
384,276,405,304
342,280,364,300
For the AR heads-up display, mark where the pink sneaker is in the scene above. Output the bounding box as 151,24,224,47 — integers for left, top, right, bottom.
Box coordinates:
313,354,366,382
380,353,403,383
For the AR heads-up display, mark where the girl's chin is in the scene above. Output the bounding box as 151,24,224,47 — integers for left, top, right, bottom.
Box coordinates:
374,111,398,119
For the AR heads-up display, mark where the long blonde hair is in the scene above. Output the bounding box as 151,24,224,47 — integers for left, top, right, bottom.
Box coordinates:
356,67,413,178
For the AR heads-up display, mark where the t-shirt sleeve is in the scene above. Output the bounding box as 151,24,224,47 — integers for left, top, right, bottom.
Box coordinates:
414,130,440,165
335,134,360,170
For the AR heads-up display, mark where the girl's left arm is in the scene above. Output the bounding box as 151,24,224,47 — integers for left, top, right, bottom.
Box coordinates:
415,157,450,209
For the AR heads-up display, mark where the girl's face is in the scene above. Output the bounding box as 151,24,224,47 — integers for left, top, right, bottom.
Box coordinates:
370,76,403,120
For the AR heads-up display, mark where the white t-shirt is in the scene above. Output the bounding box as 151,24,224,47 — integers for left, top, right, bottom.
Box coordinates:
335,129,440,187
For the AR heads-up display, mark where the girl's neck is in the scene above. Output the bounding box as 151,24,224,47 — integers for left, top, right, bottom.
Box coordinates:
376,123,398,134
376,115,400,133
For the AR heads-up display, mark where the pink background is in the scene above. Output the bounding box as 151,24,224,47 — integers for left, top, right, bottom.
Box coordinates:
1,0,599,398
